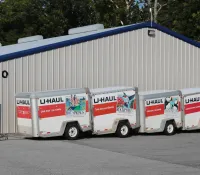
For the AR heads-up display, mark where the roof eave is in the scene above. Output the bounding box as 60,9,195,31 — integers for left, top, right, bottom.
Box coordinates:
0,21,199,63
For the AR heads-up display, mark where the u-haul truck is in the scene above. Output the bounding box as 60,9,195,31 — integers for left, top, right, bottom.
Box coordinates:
138,90,182,135
90,87,140,136
15,87,139,140
179,88,200,131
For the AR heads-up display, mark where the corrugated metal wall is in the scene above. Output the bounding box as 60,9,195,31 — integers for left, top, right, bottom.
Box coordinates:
0,28,200,133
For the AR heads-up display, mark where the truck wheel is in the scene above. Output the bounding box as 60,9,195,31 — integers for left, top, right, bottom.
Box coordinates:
64,123,80,140
164,121,176,136
116,122,130,138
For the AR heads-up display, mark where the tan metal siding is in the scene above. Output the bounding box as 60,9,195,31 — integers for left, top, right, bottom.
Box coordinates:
1,28,200,133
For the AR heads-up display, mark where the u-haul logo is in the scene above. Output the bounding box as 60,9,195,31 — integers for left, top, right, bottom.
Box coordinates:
185,97,200,104
94,96,117,104
146,98,164,106
40,97,64,104
17,99,30,105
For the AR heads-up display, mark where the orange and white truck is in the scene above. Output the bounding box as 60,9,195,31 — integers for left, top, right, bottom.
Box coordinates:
15,87,139,140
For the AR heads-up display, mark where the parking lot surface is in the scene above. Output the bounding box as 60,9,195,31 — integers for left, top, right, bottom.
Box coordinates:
1,131,200,175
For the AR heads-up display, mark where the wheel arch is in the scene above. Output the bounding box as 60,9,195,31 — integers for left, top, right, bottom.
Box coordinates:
115,119,132,138
60,121,82,136
115,119,131,131
160,119,177,132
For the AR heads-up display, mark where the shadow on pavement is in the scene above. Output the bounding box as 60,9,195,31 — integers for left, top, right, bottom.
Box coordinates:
23,128,200,141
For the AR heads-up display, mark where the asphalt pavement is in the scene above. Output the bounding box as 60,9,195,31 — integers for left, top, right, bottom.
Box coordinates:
0,131,200,175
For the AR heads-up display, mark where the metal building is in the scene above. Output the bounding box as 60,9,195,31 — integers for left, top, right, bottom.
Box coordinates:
0,21,199,134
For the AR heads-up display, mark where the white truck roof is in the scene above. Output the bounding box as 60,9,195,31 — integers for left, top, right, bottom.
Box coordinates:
138,90,174,96
15,88,87,98
138,89,181,100
180,88,200,95
90,86,135,94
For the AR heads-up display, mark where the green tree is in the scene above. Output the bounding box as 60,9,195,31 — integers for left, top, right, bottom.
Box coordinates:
143,0,200,41
0,0,46,45
155,0,200,41
94,0,148,27
0,0,96,45
167,0,200,41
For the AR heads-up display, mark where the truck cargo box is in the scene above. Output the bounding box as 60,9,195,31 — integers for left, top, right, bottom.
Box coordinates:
16,88,90,138
180,88,200,130
15,86,139,139
90,86,139,136
138,90,182,135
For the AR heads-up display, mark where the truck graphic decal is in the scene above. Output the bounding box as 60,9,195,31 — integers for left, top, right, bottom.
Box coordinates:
38,96,66,118
40,97,64,104
116,93,136,113
17,100,30,105
93,96,117,104
16,106,31,119
38,104,66,118
185,97,200,104
146,99,164,106
165,96,179,112
16,98,31,119
93,102,117,116
184,94,200,114
145,96,180,117
93,91,136,117
66,95,87,116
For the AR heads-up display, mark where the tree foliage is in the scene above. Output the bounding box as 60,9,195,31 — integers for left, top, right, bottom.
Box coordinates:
144,0,200,42
93,0,148,27
0,0,199,45
165,0,200,41
0,0,97,45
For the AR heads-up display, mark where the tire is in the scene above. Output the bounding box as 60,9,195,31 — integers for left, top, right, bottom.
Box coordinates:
116,122,130,138
164,121,176,135
64,123,80,140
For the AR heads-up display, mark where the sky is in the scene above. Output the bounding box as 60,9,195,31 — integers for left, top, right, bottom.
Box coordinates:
135,0,145,8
